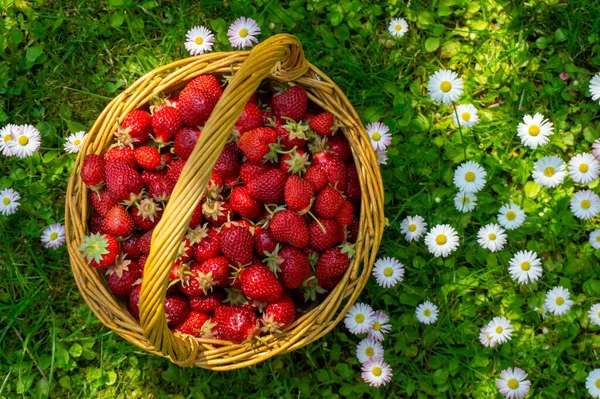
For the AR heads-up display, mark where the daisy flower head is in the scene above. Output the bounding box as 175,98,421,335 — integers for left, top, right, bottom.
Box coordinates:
545,286,574,316
517,113,554,149
361,357,393,388
534,304,548,319
593,139,600,162
477,223,507,252
64,131,87,154
0,188,21,215
590,72,600,103
454,191,477,213
373,257,404,288
497,203,526,230
487,317,513,345
344,302,375,334
568,153,600,184
388,18,408,38
590,230,600,249
7,124,41,158
184,26,215,55
41,223,66,250
570,189,600,220
415,301,439,324
496,367,531,399
587,369,600,399
366,122,392,151
368,311,391,342
0,124,21,156
479,325,497,347
532,155,567,188
508,250,543,284
588,303,600,327
356,338,384,364
428,69,464,105
400,215,427,242
453,161,487,193
453,104,479,128
424,224,460,258
227,17,261,49
375,149,388,165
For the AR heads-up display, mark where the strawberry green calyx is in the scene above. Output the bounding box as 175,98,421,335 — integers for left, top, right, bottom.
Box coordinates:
262,244,283,274
282,119,310,141
186,223,209,245
301,276,326,302
284,150,311,175
193,271,215,295
260,313,284,334
264,138,295,163
121,189,145,208
106,255,131,279
198,318,217,338
137,197,161,221
340,242,356,259
78,233,109,263
224,288,248,306
202,199,226,221
114,126,139,149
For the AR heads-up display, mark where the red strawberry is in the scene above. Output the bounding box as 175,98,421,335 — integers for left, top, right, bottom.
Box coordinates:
238,127,278,163
202,199,232,227
270,209,309,248
166,159,186,182
213,142,241,180
164,295,190,328
191,225,221,262
120,109,152,146
80,154,105,189
336,200,354,227
131,198,162,230
103,205,134,237
328,134,352,163
136,229,153,256
239,265,283,303
214,305,258,343
138,255,147,271
128,284,142,319
121,233,141,260
88,214,104,234
174,127,201,160
189,290,225,313
235,102,262,133
284,175,314,214
313,151,347,192
179,86,218,127
103,145,136,168
89,188,118,217
271,85,307,121
253,226,277,257
152,105,182,143
141,169,167,186
162,152,174,165
261,296,296,333
278,246,312,289
309,112,336,136
204,171,224,200
78,232,119,268
304,166,328,192
315,187,344,219
348,217,360,243
149,176,175,202
247,168,287,204
176,237,193,263
185,75,223,102
239,162,273,185
230,186,263,219
275,119,309,151
194,256,231,289
309,219,341,252
134,146,162,170
279,149,310,175
314,244,355,280
178,262,206,296
106,257,142,297
189,202,204,228
105,161,144,202
318,275,343,292
346,163,361,206
173,311,211,338
220,224,254,265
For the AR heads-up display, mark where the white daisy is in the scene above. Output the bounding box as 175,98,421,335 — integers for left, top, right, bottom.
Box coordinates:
344,302,375,334
227,17,260,49
63,131,88,154
496,367,531,399
487,317,513,345
368,311,391,342
372,257,404,288
477,223,507,252
366,122,392,151
545,286,574,316
428,69,464,105
479,325,496,347
375,149,388,165
497,203,526,230
534,304,548,320
586,369,600,399
0,188,21,215
0,124,20,156
588,303,600,327
452,104,479,128
568,153,600,184
453,161,487,193
41,223,66,250
517,113,554,149
590,73,600,103
454,191,477,213
532,156,567,188
400,215,427,242
424,224,460,258
415,301,439,324
388,18,408,38
361,357,393,388
570,190,600,220
184,26,215,56
593,139,600,162
7,124,41,158
590,230,600,249
508,250,543,284
356,338,384,364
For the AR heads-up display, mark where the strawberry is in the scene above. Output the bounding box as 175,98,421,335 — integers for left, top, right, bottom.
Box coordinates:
105,161,144,202
128,284,142,319
189,290,225,313
120,109,152,146
239,265,283,303
213,305,258,343
314,244,355,280
269,209,309,248
279,149,310,175
174,127,201,160
138,255,147,272
162,152,174,165
230,186,262,219
148,176,175,202
309,219,341,252
132,197,162,230
178,262,205,296
179,86,218,127
80,154,105,190
314,187,344,219
88,214,104,234
78,232,119,268
261,296,296,333
275,119,309,150
239,162,273,185
213,142,241,180
152,104,182,144
136,229,153,256
205,171,224,200
185,75,223,102
247,168,287,204
284,175,314,214
312,151,348,192
121,233,141,260
134,146,162,170
202,199,232,227
348,217,360,243
278,246,312,289
176,237,193,263
89,188,118,217
198,257,230,288
106,257,142,297
141,169,167,186
220,223,254,265
253,226,277,257
189,202,204,228
271,85,307,121
346,163,361,206
164,295,190,328
327,134,352,163
235,102,262,133
318,275,343,292
238,127,278,163
309,112,336,136
166,159,186,182
336,200,354,227
103,145,137,168
191,225,221,262
103,205,134,237
173,311,211,338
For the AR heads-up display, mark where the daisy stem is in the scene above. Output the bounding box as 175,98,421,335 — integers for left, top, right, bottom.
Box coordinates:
453,105,467,161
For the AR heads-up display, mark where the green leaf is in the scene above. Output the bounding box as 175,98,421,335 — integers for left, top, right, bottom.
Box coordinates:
67,120,88,133
26,45,44,62
425,37,440,53
9,30,23,52
110,13,125,27
105,370,118,385
555,28,567,43
69,343,83,358
524,181,541,198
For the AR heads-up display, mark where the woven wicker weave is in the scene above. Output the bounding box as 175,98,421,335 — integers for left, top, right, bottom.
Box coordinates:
65,34,384,370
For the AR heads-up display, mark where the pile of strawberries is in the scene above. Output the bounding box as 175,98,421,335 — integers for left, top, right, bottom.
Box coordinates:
78,75,361,343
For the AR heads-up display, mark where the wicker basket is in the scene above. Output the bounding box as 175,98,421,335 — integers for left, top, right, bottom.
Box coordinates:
65,34,384,370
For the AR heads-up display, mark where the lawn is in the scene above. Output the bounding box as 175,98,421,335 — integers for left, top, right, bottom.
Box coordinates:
2,0,600,398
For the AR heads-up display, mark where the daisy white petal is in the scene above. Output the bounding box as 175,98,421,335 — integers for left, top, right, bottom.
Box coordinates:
477,223,507,252
586,369,600,398
497,203,526,230
184,26,215,55
64,131,88,153
356,338,384,364
424,224,459,258
375,149,388,165
344,302,375,334
496,367,531,399
453,161,487,193
415,301,439,324
508,250,542,284
373,257,404,288
534,304,548,320
532,156,567,188
41,223,66,250
227,17,261,49
400,215,427,242
588,304,600,327
0,188,21,215
452,104,479,128
590,230,600,249
479,325,496,347
590,73,600,103
517,113,553,149
0,124,21,156
570,190,600,220
487,317,513,345
366,122,392,151
388,18,408,37
544,286,574,316
7,124,41,158
568,153,600,184
368,311,391,342
454,191,477,213
361,357,393,388
428,69,464,105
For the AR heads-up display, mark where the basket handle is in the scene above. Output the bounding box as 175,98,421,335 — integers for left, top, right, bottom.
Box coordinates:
138,34,309,366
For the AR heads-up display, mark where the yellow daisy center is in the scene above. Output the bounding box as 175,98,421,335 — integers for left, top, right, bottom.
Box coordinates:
544,167,555,177
408,223,417,232
372,367,382,377
462,196,470,205
556,297,564,305
506,211,517,221
507,378,519,389
365,347,374,357
395,24,402,32
436,234,447,245
596,235,600,242
194,36,204,45
73,139,81,146
372,132,381,141
521,262,530,271
373,322,381,331
383,267,393,277
496,326,503,333
239,28,249,38
465,171,476,182
581,200,591,209
50,232,58,240
580,163,589,173
423,309,431,317
597,311,600,318
488,233,496,240
596,378,600,389
440,81,452,92
4,135,12,143
2,198,10,205
528,125,540,136
18,136,29,146
461,112,471,121
355,314,365,323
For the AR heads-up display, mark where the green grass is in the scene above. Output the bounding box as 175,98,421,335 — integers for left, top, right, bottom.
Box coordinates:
3,0,600,397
